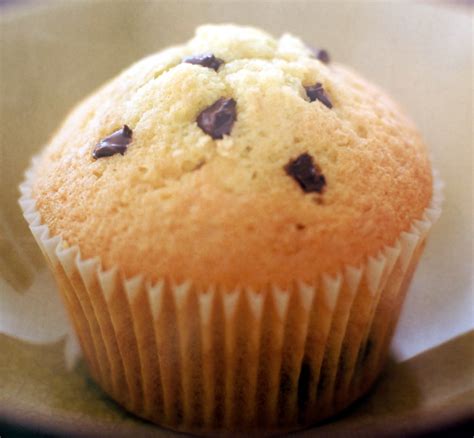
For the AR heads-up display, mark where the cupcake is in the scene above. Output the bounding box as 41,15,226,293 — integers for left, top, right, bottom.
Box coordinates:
19,24,442,434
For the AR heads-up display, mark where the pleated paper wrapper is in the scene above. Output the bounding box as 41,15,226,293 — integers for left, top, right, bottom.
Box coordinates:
19,158,443,435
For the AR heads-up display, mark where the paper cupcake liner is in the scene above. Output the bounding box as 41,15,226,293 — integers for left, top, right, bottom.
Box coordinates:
19,158,443,434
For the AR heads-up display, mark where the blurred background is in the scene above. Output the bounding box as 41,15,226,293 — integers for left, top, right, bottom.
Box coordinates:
0,1,472,436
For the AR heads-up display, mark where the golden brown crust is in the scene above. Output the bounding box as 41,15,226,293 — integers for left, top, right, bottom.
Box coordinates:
33,24,432,289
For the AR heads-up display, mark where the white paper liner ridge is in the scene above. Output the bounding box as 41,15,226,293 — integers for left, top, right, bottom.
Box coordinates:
17,158,443,431
1,160,81,368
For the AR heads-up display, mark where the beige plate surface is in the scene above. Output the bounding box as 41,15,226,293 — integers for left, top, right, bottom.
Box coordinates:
0,1,473,436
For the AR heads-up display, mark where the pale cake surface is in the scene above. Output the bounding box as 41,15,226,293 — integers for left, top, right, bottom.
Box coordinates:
33,24,433,289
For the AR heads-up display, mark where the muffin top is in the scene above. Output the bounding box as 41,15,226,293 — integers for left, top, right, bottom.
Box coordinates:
33,24,432,290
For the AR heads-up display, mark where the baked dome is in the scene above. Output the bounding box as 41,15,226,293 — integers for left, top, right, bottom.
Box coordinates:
33,24,433,289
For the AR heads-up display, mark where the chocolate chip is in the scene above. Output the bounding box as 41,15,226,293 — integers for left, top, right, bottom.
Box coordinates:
197,98,237,139
311,48,330,64
183,53,224,71
285,153,326,194
305,82,332,108
93,125,132,159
